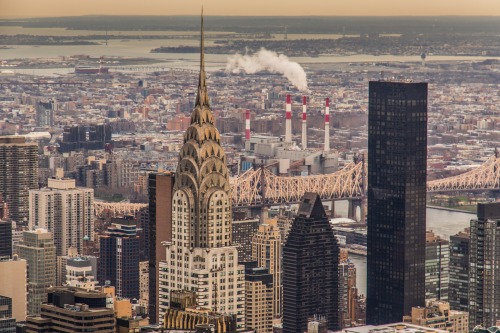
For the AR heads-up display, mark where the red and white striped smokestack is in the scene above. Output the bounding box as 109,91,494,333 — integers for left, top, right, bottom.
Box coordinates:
324,97,330,151
245,110,251,141
302,96,307,149
285,94,292,143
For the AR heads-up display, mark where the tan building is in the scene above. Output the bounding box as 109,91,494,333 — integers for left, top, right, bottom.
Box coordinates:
252,219,282,319
0,136,38,222
139,260,149,308
405,300,468,333
16,229,56,316
245,265,273,333
25,287,115,333
29,178,94,256
158,18,245,328
0,256,27,321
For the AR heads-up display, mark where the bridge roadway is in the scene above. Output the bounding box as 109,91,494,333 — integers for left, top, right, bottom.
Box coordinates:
94,155,500,216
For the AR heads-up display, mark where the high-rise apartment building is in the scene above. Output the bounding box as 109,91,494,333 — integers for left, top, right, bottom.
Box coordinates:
339,258,358,328
366,81,428,324
233,217,260,262
469,203,500,329
0,221,12,259
283,192,340,333
158,15,245,329
147,171,174,323
0,136,38,222
449,228,470,312
252,219,282,319
425,231,449,301
16,229,56,316
29,178,94,256
99,220,140,300
25,287,115,333
245,263,273,333
0,257,27,322
35,99,55,128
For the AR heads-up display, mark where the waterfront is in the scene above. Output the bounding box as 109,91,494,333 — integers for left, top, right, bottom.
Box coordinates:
350,207,475,296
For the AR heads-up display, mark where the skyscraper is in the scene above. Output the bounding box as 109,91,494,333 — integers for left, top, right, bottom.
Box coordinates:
425,231,449,301
448,228,470,312
16,229,56,316
366,81,427,324
252,219,282,319
158,14,245,328
36,99,55,128
283,192,340,333
469,203,500,329
147,171,174,323
244,263,273,333
0,296,16,333
99,219,140,300
0,136,38,222
29,178,94,256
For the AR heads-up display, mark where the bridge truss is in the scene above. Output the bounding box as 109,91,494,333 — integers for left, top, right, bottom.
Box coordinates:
94,155,500,216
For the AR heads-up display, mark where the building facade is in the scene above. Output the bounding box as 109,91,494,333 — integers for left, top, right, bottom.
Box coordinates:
25,287,115,333
99,221,140,300
233,218,260,262
147,171,174,323
0,221,12,259
36,100,55,128
245,264,273,333
252,219,282,319
425,231,449,301
406,300,468,333
283,192,340,333
0,136,38,222
29,178,94,256
0,296,15,333
0,257,27,322
158,16,245,329
469,203,500,329
449,228,470,312
366,81,428,324
16,229,56,316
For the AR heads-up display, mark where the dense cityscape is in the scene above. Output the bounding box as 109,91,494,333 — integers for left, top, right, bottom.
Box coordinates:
0,7,500,333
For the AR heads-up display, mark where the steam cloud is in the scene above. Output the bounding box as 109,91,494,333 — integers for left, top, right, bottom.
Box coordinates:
225,48,308,92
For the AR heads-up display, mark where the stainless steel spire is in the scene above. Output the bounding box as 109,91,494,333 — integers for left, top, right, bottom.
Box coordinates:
195,8,210,107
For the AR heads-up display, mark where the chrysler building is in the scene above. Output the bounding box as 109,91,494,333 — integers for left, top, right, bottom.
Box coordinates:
158,13,245,328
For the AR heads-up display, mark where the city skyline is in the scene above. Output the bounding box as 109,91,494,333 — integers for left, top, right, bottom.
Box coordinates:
1,0,500,18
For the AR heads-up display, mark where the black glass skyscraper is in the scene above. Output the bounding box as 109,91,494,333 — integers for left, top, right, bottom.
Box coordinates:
283,192,340,333
366,81,427,324
0,221,12,259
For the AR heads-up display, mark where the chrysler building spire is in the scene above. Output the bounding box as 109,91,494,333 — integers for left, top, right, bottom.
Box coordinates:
195,7,210,108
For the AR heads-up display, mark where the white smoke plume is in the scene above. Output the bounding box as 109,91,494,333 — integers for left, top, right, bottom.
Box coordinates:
225,48,309,92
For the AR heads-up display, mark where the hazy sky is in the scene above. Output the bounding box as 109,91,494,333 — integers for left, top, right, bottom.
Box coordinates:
1,0,499,17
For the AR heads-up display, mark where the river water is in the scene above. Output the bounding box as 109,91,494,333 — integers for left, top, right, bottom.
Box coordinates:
347,206,475,296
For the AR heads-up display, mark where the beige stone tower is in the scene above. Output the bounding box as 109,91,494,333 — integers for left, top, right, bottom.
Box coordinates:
159,12,245,329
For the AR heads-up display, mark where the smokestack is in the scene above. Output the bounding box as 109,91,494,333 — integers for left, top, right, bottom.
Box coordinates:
285,94,292,143
245,110,251,141
324,98,330,151
302,96,307,149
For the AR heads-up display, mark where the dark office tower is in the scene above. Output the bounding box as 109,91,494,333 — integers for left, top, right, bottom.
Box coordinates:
0,136,38,223
283,192,340,333
448,228,470,312
425,231,449,301
147,172,174,324
469,203,500,329
36,100,55,127
0,221,12,259
99,219,140,300
366,81,428,324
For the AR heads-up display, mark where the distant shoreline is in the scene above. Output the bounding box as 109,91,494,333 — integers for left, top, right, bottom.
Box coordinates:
426,205,476,214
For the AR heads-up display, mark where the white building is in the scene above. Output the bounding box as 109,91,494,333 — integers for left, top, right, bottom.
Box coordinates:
29,178,94,256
